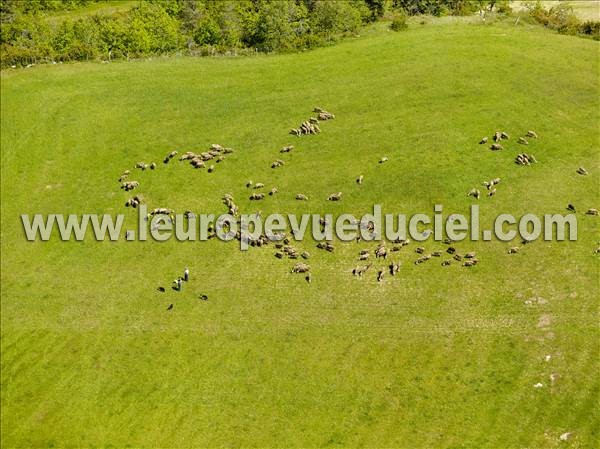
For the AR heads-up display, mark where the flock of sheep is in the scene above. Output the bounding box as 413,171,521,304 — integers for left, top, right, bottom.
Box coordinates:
116,110,598,304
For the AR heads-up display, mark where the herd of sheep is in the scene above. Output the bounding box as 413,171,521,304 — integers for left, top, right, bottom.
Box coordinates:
115,110,598,304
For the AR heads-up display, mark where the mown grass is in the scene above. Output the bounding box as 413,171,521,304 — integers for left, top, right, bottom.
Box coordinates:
1,20,599,448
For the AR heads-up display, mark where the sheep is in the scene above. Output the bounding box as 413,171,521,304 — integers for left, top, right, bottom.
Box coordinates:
586,208,599,216
526,130,538,138
199,294,209,301
275,252,284,259
222,148,234,154
468,188,481,199
173,278,182,291
305,273,312,284
121,181,140,192
415,247,425,254
216,155,225,163
508,247,520,254
357,175,364,185
379,157,389,163
490,143,503,151
280,145,294,153
375,246,388,259
208,165,215,173
518,137,529,145
359,253,370,261
301,251,311,259
500,131,510,140
446,247,456,254
479,137,488,144
389,262,400,275
431,251,442,257
296,194,309,201
291,262,310,273
269,187,278,196
246,180,253,188
271,160,285,169
183,268,189,282
488,188,497,197
377,270,385,282
441,260,452,266
328,192,342,201
463,260,477,267
157,287,165,292
167,304,174,311
254,183,265,189
465,252,476,259
453,254,463,261
576,167,588,175
567,204,576,213
493,131,502,142
168,151,178,159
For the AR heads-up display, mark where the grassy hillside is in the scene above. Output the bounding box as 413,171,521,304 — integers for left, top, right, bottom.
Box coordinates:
1,20,599,448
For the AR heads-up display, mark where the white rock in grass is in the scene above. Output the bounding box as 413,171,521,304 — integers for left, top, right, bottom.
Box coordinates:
533,382,544,388
559,432,572,441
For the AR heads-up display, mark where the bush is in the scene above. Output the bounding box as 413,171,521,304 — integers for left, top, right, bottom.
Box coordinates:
390,12,408,31
579,20,600,40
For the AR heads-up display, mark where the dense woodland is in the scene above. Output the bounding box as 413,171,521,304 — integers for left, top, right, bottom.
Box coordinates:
0,0,597,68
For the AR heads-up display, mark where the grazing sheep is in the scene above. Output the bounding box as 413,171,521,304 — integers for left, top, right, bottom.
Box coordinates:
254,183,265,189
167,303,174,311
173,278,182,291
184,268,189,282
169,151,178,159
508,247,520,254
291,262,311,273
468,188,481,199
328,192,342,201
269,187,278,196
379,157,389,164
447,247,456,254
359,253,370,261
500,131,510,140
208,165,215,173
490,143,503,151
586,208,599,216
325,242,335,252
479,137,488,144
296,194,309,201
375,246,388,259
453,254,463,261
389,262,400,275
488,188,497,197
463,260,476,267
526,130,538,138
275,252,284,259
305,273,312,284
199,294,209,301
280,145,294,153
357,175,364,185
493,131,502,142
301,251,310,259
576,167,588,175
121,181,140,192
377,270,384,282
157,286,165,292
415,247,425,254
271,160,285,169
246,180,253,188
431,251,442,257
441,260,452,266
518,137,529,145
567,204,576,213
465,252,476,259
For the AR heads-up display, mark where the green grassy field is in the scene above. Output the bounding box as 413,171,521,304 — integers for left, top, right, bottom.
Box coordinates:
1,20,599,448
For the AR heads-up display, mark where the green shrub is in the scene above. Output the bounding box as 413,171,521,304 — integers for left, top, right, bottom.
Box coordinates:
390,12,408,31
